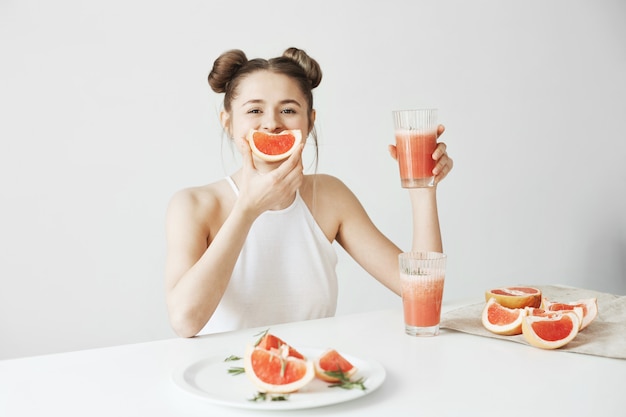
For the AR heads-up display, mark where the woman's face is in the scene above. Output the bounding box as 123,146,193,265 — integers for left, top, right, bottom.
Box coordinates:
221,70,315,149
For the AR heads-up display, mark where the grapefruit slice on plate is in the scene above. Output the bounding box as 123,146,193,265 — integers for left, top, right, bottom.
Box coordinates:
314,349,357,383
541,297,598,330
244,343,314,394
481,298,527,335
255,332,305,360
246,129,302,162
521,311,580,349
485,286,542,309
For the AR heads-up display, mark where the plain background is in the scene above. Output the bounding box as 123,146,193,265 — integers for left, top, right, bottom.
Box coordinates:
1,0,624,360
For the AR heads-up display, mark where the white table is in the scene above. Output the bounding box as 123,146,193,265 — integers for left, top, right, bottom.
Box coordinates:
1,302,624,416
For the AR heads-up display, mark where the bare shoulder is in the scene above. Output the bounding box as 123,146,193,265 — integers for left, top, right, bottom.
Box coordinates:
166,180,235,240
301,174,366,242
302,173,352,195
168,183,218,216
301,174,361,206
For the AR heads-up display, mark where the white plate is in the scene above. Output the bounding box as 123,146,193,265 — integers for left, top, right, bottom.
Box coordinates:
172,348,386,410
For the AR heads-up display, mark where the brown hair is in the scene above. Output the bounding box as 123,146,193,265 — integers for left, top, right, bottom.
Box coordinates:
208,47,321,136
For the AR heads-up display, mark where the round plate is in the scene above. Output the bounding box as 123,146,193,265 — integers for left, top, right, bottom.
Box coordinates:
172,348,386,410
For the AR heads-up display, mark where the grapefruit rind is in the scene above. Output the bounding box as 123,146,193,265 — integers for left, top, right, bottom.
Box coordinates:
313,348,357,383
244,344,315,394
246,129,302,162
521,311,580,350
484,286,542,309
481,298,527,336
541,297,598,330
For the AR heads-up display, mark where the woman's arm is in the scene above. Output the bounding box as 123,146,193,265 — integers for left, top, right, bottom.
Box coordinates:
164,189,256,338
390,126,452,253
335,130,452,296
165,142,305,337
325,177,403,295
333,184,444,297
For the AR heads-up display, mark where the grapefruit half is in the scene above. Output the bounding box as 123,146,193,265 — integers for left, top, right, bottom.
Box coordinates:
521,311,580,349
244,344,314,394
542,297,598,330
314,349,357,383
485,286,542,309
481,298,527,335
246,129,302,162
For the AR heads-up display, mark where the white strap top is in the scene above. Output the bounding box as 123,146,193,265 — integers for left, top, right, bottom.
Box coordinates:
198,177,338,334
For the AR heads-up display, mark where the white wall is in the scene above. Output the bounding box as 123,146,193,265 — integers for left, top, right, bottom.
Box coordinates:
1,0,624,359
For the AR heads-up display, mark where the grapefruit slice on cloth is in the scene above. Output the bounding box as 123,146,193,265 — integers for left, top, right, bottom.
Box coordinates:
314,349,357,383
485,286,542,309
246,129,302,162
521,311,580,349
481,298,527,335
542,297,598,330
244,343,314,394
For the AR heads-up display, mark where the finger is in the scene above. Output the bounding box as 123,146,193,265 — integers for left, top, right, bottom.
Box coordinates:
436,124,445,138
284,143,304,168
237,137,256,171
432,153,449,174
272,144,304,178
434,156,453,183
432,142,448,160
388,144,398,161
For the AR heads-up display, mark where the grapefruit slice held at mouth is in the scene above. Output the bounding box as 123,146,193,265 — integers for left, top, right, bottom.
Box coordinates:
246,129,302,162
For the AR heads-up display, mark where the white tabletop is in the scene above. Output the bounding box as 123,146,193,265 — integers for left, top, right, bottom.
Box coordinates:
1,301,624,416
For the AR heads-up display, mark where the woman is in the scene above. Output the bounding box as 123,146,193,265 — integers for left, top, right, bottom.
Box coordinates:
165,47,453,337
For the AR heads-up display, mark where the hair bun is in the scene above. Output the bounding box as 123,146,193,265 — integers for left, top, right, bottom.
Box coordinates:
208,49,248,93
282,47,322,89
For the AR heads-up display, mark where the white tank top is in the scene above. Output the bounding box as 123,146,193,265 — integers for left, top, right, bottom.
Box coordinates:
198,177,338,334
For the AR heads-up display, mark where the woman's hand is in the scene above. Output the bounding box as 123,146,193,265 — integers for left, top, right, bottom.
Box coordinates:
234,136,305,216
388,124,453,185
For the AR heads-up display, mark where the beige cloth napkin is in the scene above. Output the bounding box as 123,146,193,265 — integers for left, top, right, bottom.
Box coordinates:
440,285,626,360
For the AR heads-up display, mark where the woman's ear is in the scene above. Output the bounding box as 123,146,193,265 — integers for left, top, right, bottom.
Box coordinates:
308,109,316,134
220,111,232,138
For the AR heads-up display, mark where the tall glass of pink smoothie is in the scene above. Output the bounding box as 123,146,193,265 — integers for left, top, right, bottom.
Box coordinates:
392,109,438,188
398,252,446,336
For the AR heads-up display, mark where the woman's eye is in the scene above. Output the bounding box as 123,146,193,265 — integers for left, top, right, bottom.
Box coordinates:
281,108,296,114
247,109,261,114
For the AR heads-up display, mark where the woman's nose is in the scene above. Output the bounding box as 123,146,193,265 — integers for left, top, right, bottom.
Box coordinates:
261,111,283,133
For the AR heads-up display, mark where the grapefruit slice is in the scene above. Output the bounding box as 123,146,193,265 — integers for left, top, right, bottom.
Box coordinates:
525,306,584,328
542,297,598,330
244,343,314,394
255,332,305,360
314,349,357,383
485,286,542,309
521,311,580,349
481,298,527,335
246,129,302,162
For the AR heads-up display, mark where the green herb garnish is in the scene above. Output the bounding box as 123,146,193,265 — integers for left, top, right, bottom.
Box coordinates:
227,367,245,376
325,370,367,391
249,392,289,402
253,329,269,347
225,354,245,375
